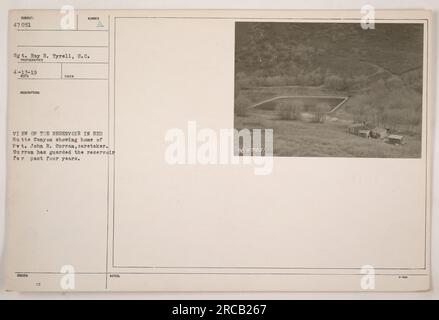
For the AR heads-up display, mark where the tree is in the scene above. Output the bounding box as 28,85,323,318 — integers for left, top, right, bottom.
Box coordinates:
312,102,330,123
278,100,304,120
324,74,346,91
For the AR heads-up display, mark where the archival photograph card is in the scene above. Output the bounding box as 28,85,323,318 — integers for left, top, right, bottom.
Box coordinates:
5,9,432,292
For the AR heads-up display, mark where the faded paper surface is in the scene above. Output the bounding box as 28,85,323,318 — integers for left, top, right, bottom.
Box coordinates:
5,9,432,291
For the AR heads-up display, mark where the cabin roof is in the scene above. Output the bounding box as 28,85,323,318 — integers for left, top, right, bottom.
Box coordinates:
388,134,403,140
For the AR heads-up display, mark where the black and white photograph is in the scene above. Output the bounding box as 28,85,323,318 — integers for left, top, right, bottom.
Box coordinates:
234,22,425,158
1,4,436,301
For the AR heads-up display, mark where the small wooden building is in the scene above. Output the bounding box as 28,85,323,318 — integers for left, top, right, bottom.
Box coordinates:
370,128,388,139
358,129,371,138
387,134,404,145
347,123,365,135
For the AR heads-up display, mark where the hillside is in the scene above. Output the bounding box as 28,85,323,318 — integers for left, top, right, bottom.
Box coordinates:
234,22,424,157
235,22,423,80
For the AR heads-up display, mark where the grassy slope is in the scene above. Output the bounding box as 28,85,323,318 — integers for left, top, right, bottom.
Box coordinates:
235,111,421,158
